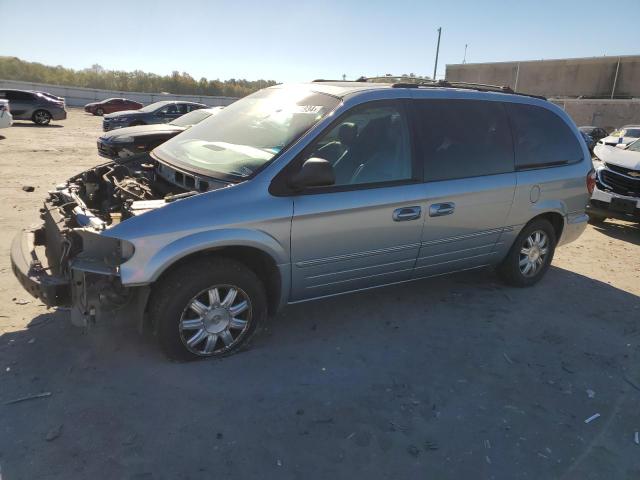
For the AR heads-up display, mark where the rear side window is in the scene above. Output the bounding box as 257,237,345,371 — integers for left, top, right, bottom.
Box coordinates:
506,103,583,169
4,91,34,101
413,99,514,182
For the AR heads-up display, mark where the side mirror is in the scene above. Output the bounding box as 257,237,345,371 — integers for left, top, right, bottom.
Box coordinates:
288,158,335,190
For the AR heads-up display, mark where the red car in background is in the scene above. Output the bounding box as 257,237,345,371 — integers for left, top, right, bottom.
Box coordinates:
84,98,143,116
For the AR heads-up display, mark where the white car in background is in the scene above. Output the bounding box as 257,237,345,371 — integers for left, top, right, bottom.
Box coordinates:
0,99,12,129
589,139,640,224
597,125,640,148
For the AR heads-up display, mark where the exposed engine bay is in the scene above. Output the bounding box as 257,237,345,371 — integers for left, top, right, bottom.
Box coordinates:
49,156,200,230
19,156,228,329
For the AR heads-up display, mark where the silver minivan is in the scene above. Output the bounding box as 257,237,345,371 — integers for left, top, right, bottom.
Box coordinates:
11,81,593,360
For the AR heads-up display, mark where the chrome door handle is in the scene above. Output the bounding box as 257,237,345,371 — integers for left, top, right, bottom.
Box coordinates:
429,202,455,217
393,206,421,221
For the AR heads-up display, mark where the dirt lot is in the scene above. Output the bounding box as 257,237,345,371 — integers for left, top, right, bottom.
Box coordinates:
0,109,639,479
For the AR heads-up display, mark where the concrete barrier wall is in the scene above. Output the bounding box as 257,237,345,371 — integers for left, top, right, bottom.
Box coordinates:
446,55,640,98
550,99,640,131
0,79,238,107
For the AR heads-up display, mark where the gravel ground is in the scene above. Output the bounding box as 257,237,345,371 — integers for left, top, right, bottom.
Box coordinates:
0,109,639,480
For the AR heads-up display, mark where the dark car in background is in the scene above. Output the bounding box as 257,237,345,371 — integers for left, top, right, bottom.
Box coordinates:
102,100,207,131
579,126,608,144
579,130,596,153
85,98,143,116
97,107,223,160
0,89,67,125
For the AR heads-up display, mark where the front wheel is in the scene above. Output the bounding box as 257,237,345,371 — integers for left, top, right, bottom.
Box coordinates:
151,257,267,361
96,107,104,116
498,219,557,287
32,109,52,125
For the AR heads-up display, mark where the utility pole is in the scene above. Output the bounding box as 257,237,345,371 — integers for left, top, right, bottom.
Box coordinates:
433,27,442,80
342,73,346,81
463,44,468,64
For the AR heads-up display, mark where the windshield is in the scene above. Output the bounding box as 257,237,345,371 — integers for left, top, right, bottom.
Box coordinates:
140,101,169,113
169,108,219,127
627,139,640,152
154,87,340,180
611,128,640,138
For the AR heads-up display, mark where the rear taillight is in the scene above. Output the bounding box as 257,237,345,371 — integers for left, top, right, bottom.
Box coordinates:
587,169,596,195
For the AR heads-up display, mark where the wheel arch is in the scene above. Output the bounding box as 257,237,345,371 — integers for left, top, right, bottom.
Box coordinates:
528,210,564,241
150,245,283,317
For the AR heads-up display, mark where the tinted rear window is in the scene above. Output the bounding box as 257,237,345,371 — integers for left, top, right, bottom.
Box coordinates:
506,103,583,169
413,99,514,181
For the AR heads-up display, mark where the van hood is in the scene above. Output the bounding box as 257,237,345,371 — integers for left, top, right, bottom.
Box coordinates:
594,144,640,170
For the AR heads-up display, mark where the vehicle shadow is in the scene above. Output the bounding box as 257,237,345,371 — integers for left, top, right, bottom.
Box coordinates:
0,266,638,479
11,122,63,128
0,134,5,140
591,219,640,246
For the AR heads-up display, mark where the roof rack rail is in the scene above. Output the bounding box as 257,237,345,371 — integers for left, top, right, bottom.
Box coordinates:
391,79,546,100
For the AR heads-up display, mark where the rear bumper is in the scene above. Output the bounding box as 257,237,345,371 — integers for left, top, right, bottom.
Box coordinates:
50,108,67,120
10,227,70,307
558,212,588,246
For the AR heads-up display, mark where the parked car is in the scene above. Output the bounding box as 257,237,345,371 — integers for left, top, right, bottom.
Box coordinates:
579,126,608,144
579,130,595,153
85,98,143,116
0,89,66,125
589,138,640,224
0,99,12,129
10,82,592,360
597,125,640,148
102,101,207,131
97,107,223,160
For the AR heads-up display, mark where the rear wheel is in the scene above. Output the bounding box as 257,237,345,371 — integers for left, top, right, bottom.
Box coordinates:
32,110,51,125
151,257,267,361
498,219,557,287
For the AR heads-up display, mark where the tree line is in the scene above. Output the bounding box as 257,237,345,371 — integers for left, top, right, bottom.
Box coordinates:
0,56,277,98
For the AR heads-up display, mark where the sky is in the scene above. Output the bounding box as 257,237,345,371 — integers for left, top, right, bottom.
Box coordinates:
1,0,638,83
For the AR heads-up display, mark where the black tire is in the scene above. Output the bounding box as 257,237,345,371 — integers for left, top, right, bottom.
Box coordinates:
151,257,267,361
96,107,104,116
32,109,52,125
498,218,557,287
587,213,606,225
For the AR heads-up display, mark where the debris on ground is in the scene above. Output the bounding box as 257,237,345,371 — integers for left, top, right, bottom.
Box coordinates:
407,445,420,457
45,424,63,442
584,413,601,424
14,299,30,305
27,338,35,344
276,459,282,467
635,432,639,445
4,391,52,405
424,440,439,451
586,389,595,399
503,353,514,364
21,186,35,192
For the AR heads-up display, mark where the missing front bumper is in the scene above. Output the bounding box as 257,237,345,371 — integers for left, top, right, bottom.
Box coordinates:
10,227,70,307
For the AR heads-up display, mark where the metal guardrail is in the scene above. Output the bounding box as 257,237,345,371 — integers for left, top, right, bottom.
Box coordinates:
0,79,238,108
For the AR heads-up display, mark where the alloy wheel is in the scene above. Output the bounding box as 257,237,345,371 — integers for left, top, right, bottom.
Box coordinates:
179,284,252,356
34,110,51,125
518,230,549,277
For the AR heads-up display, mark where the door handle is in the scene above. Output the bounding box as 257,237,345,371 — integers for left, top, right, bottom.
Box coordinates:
429,202,455,217
393,206,421,221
